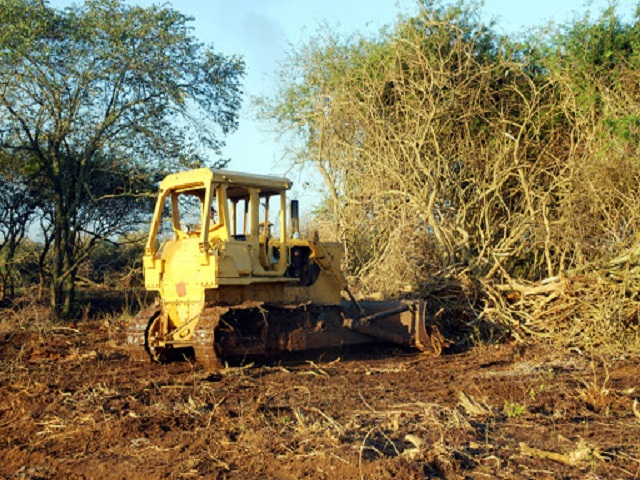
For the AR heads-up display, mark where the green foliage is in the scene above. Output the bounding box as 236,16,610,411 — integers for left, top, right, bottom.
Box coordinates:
503,400,526,418
603,115,640,142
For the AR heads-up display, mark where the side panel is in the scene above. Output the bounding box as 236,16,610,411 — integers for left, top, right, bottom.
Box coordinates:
205,283,286,305
143,254,163,290
221,241,253,276
284,272,342,305
159,238,218,328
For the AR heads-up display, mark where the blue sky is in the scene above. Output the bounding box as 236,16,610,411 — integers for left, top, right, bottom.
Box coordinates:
49,0,639,203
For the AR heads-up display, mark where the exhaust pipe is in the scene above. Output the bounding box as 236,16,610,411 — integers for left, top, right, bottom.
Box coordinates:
291,199,300,238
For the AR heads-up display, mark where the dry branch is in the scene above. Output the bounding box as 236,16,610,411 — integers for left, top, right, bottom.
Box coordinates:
480,242,640,352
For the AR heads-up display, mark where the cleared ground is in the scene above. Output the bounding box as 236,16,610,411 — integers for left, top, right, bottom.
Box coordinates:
1,319,639,479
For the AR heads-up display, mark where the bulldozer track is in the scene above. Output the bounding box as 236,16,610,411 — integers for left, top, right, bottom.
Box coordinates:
126,300,439,368
192,306,229,369
125,301,161,362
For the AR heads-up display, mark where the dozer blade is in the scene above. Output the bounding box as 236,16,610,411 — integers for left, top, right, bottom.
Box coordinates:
211,299,443,360
343,300,434,351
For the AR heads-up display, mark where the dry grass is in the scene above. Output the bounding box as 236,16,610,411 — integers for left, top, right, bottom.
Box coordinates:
0,292,53,336
577,360,612,414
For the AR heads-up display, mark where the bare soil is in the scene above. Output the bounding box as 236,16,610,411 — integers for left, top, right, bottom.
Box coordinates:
1,319,639,479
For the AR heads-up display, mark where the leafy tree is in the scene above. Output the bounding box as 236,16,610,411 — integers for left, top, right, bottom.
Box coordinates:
0,0,244,317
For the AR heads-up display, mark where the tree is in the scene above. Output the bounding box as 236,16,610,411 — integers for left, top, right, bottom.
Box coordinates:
0,0,244,317
0,153,39,299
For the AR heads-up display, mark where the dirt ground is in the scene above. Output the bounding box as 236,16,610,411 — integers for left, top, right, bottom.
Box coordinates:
1,318,639,480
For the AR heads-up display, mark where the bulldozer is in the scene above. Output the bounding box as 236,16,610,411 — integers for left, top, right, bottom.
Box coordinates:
127,168,439,368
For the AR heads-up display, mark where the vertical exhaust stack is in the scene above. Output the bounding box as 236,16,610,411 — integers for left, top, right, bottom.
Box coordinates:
291,199,300,239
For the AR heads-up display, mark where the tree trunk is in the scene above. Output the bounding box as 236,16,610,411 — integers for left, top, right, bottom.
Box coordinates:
38,271,46,301
37,224,53,302
1,240,19,301
8,270,14,298
51,198,73,319
63,275,74,319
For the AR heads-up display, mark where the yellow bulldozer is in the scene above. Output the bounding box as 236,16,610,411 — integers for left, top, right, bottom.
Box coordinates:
127,168,438,367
